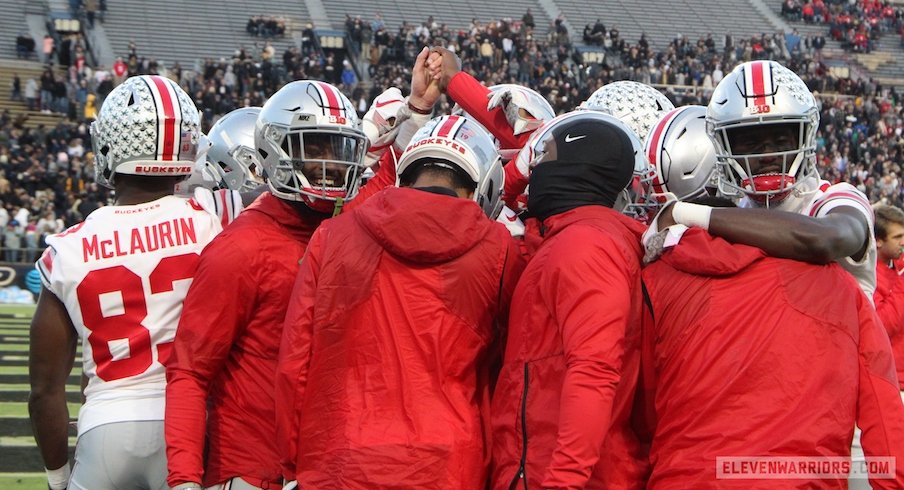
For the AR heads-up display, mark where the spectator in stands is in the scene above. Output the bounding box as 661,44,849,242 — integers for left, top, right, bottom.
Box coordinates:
42,35,54,65
4,219,22,262
24,77,38,111
340,59,357,92
16,33,35,59
872,204,904,394
10,74,22,103
514,11,531,33
85,0,97,28
39,69,53,113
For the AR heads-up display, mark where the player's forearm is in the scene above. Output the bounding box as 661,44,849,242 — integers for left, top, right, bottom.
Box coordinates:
447,72,524,149
709,208,851,264
28,390,71,469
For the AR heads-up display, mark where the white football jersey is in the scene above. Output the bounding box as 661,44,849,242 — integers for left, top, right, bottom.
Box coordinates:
803,181,876,298
748,178,877,297
36,188,242,435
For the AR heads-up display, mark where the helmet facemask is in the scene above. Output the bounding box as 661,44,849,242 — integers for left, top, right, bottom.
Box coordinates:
226,144,266,192
260,124,367,206
616,161,659,222
710,116,818,208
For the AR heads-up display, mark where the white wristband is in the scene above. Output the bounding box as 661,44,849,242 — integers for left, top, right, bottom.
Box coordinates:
671,202,713,231
45,463,70,490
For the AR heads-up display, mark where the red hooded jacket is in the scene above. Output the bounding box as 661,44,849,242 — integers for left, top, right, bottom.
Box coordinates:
277,186,524,489
165,162,395,488
641,228,904,489
874,260,904,390
491,205,648,490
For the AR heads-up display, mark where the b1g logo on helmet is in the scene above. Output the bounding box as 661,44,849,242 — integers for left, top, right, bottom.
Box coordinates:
749,104,772,115
328,115,347,125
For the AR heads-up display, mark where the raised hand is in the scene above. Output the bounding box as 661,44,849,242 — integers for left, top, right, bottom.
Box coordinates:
428,46,462,93
409,47,441,111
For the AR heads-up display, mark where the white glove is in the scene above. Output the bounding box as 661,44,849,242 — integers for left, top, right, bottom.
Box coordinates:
487,88,545,136
487,88,518,129
362,88,409,167
496,205,525,237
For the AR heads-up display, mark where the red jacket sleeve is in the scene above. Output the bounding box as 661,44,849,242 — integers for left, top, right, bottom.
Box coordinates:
275,227,323,480
855,290,904,489
541,235,638,489
874,264,904,339
502,162,529,212
345,148,398,213
497,229,527,333
165,239,256,486
447,72,532,150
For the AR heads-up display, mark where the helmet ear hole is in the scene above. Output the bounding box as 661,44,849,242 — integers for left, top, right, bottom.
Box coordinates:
257,148,269,160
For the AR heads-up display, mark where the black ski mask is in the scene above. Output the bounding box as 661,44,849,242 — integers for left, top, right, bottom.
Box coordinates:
528,118,636,222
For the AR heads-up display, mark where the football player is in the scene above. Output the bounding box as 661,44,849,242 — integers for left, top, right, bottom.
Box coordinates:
491,111,648,489
277,115,524,488
29,75,241,490
643,105,720,204
648,61,875,294
164,49,443,490
645,60,880,488
206,107,267,192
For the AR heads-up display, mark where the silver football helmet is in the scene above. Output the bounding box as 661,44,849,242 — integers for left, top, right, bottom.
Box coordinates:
644,105,718,203
255,80,368,211
91,75,201,188
174,133,229,196
397,115,504,219
707,60,819,207
207,107,264,192
580,80,675,140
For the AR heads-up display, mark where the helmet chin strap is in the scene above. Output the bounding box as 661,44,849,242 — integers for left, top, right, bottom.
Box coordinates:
332,197,345,217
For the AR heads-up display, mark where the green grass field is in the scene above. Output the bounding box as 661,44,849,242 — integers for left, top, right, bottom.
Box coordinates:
0,303,76,490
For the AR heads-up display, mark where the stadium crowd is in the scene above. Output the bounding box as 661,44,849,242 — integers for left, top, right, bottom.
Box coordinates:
246,15,289,38
1,13,903,262
780,0,904,51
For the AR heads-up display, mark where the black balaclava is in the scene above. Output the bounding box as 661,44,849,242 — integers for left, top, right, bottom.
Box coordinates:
528,118,636,222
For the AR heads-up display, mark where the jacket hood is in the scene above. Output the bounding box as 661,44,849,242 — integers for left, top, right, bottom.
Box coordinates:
354,187,495,263
660,228,766,276
243,193,322,242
